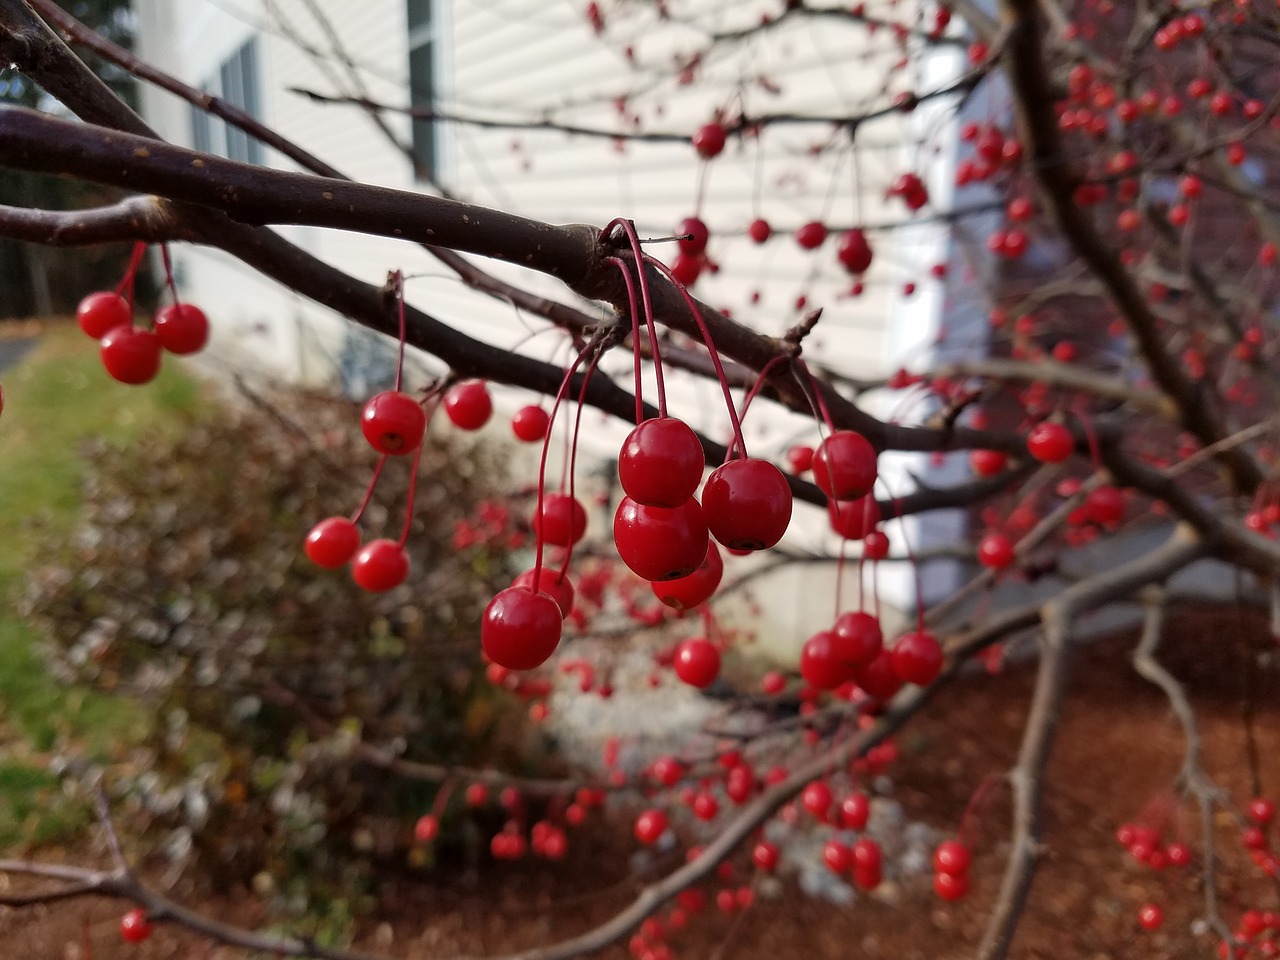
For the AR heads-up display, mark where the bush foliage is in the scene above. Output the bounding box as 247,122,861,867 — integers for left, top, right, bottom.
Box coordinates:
25,389,543,891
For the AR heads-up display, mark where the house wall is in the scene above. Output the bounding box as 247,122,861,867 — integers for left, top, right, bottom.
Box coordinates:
130,0,979,646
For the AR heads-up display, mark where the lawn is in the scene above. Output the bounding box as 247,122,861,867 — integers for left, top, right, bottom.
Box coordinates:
0,321,200,846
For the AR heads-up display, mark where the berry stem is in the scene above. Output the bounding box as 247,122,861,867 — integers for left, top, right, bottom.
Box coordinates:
532,350,590,589
644,254,749,459
349,454,389,525
159,242,181,308
726,355,785,460
114,241,148,312
606,255,646,424
605,220,669,418
396,401,436,548
559,348,602,579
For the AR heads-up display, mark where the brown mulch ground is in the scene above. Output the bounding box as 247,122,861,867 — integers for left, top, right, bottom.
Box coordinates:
3,604,1278,960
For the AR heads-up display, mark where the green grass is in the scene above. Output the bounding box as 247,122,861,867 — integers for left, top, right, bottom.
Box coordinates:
0,322,200,845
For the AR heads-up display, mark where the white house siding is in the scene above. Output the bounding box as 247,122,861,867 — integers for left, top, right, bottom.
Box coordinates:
131,0,979,639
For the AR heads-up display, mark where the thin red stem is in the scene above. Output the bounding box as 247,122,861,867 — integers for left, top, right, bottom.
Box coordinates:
606,255,645,425
349,454,389,525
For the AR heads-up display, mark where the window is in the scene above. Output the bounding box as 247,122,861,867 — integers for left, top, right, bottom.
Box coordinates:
406,0,438,180
188,38,263,165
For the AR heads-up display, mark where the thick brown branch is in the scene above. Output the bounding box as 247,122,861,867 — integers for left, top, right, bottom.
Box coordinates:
0,196,191,244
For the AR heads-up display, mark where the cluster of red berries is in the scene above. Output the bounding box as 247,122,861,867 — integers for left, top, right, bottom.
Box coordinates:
932,838,973,901
77,290,208,385
305,370,496,593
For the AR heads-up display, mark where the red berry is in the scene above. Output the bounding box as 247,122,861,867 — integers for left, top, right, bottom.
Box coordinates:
534,493,588,547
836,229,874,274
614,496,709,581
748,218,772,244
977,532,1015,569
351,539,410,592
362,390,426,455
414,814,439,842
802,781,832,819
823,839,852,873
634,808,668,844
512,405,551,442
852,837,882,873
1026,422,1074,463
852,648,904,701
1137,903,1164,931
481,586,563,670
840,792,870,830
827,493,880,541
619,417,705,507
702,459,793,550
970,449,1009,476
933,870,969,901
305,517,361,569
933,840,972,875
1085,486,1125,526
100,326,162,385
120,908,152,943
673,637,720,688
812,430,878,500
692,122,727,159
786,444,813,474
511,568,575,619
77,291,131,338
677,216,710,255
1249,797,1276,826
753,841,780,871
652,540,724,609
795,221,828,250
800,630,855,690
862,529,890,560
831,611,883,668
891,630,943,686
670,252,704,285
154,302,209,355
444,380,493,430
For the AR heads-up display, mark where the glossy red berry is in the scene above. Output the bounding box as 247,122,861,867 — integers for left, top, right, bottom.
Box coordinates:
481,586,562,670
100,326,162,385
748,218,772,244
634,808,668,844
702,459,793,550
361,390,426,455
933,870,970,901
1249,797,1276,826
351,539,410,592
692,122,727,158
786,445,813,474
444,380,493,430
800,630,854,690
977,532,1015,569
823,839,852,873
154,302,209,355
828,493,880,541
853,648,905,701
120,908,152,943
673,637,720,688
677,216,710,255
891,630,943,686
619,417,705,507
795,221,828,250
652,540,723,609
862,529,890,560
840,792,870,830
812,430,878,501
670,253,704,285
1026,422,1074,463
1137,903,1164,931
534,493,588,547
933,840,972,875
511,405,551,442
305,517,360,568
512,568,575,619
832,611,883,668
802,781,833,819
614,496,709,581
852,837,883,875
970,449,1009,476
837,229,874,274
77,291,130,338
753,840,780,871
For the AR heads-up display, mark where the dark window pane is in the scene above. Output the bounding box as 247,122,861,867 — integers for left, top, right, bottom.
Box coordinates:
407,25,436,179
